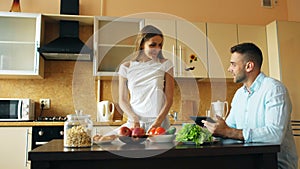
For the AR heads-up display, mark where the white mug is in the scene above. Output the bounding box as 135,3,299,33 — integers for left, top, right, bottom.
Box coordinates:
211,100,229,119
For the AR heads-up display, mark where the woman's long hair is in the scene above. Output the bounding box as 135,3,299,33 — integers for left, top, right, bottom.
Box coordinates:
132,25,165,61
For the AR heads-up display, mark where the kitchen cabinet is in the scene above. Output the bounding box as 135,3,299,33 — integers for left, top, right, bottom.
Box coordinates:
238,24,269,75
93,16,144,76
266,21,300,168
0,127,32,169
207,22,238,78
145,19,208,78
266,21,300,120
207,23,269,78
0,12,44,79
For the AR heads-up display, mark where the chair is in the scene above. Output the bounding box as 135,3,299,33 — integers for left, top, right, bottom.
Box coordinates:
291,120,300,136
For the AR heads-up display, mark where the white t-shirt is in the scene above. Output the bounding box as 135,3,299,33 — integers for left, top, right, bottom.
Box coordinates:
118,59,173,130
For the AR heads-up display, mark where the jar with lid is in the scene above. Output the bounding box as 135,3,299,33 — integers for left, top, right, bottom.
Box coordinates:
64,113,93,147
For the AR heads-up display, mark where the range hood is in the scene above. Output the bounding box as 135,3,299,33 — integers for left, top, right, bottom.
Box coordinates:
38,0,92,61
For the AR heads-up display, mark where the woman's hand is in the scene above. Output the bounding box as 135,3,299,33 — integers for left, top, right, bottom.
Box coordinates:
133,121,140,128
147,123,160,133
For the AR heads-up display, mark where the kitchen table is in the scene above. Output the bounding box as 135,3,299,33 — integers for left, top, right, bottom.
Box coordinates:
29,139,279,169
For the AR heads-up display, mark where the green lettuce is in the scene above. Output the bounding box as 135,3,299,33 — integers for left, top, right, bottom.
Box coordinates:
175,123,213,145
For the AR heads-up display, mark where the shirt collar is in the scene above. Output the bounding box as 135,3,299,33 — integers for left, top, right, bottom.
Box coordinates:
243,72,265,94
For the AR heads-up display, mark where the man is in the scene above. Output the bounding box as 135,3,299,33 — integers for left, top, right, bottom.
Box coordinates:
202,42,298,169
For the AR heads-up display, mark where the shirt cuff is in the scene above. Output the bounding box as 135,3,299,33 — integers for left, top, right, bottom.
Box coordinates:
242,128,252,143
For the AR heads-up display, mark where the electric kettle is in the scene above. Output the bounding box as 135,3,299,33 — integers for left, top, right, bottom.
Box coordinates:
97,101,115,122
211,100,229,119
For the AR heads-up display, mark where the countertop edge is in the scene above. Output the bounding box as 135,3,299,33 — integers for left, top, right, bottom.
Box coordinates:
0,120,194,127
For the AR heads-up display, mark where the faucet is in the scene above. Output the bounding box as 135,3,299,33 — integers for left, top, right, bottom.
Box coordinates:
168,110,178,121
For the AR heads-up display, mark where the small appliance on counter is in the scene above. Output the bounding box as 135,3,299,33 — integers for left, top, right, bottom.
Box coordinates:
0,98,35,121
97,100,115,122
210,100,229,119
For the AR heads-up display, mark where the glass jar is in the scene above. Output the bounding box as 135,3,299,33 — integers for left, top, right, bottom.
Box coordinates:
64,114,93,147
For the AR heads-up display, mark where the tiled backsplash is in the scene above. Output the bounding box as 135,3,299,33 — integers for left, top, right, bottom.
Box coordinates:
0,61,241,122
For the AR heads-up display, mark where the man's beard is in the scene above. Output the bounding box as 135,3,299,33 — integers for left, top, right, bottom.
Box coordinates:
234,71,247,83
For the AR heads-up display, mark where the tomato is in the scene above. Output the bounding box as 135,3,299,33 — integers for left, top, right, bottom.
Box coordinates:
148,128,156,135
154,127,166,135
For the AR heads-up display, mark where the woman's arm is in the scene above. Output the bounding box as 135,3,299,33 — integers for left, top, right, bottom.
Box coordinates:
118,75,140,128
149,68,174,130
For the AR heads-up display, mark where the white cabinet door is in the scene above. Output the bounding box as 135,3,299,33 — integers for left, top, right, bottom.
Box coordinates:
207,23,238,78
0,127,32,169
176,20,207,78
0,12,43,79
144,18,177,73
94,16,144,76
266,21,300,120
145,19,208,78
238,24,269,75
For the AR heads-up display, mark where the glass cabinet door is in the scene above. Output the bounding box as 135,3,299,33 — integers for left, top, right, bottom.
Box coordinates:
0,12,42,78
94,16,144,76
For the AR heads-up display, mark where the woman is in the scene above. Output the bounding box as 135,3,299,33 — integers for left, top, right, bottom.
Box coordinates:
118,25,174,133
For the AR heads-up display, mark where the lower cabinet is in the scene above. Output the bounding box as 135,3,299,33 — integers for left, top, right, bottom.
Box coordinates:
0,127,32,169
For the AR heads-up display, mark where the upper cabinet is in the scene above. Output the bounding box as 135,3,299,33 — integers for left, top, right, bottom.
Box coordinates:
176,21,208,78
93,16,144,77
0,12,44,79
207,23,238,78
145,19,208,78
238,24,269,75
207,23,268,78
0,12,269,81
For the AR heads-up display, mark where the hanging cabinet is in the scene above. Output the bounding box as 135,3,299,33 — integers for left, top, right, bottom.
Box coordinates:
145,19,208,78
206,23,238,79
0,12,43,79
93,16,144,77
238,24,269,75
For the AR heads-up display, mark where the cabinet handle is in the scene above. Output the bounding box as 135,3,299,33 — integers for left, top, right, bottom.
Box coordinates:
35,41,39,73
0,54,3,70
24,128,30,167
172,45,177,76
179,45,183,76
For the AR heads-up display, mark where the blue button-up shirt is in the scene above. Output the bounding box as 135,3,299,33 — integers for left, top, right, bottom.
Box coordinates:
226,73,298,169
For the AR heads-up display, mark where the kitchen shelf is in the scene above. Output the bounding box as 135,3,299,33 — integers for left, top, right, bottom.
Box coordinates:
41,13,94,25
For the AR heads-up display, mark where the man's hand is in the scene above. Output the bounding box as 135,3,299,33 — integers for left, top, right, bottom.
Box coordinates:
202,115,244,140
202,115,228,137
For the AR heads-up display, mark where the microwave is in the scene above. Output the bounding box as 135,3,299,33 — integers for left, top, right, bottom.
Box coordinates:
0,98,35,121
